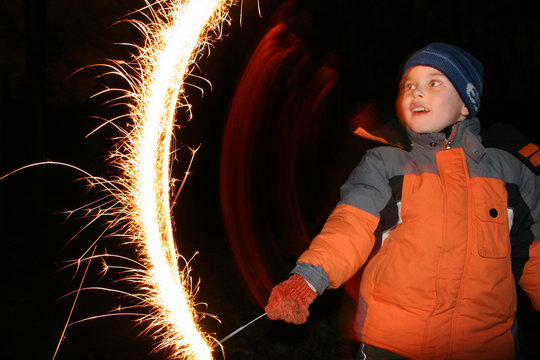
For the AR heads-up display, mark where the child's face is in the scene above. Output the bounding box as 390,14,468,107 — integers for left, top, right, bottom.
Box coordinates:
396,65,469,134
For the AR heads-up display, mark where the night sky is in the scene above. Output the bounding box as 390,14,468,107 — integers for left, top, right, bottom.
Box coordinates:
1,1,539,359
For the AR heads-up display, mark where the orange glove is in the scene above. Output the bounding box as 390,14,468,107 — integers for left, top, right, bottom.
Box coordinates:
264,274,317,325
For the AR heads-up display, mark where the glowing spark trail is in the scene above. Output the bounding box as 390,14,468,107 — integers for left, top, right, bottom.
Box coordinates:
106,0,236,358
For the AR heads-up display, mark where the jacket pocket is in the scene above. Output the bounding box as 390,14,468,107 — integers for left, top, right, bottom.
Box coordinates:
475,201,510,258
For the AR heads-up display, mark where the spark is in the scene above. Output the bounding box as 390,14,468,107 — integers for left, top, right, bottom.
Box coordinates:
53,246,97,360
101,0,238,358
3,1,251,358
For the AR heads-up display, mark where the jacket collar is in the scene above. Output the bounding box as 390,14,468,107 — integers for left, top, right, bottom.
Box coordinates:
407,118,486,162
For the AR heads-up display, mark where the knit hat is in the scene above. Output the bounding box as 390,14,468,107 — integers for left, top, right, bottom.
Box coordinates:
402,42,483,118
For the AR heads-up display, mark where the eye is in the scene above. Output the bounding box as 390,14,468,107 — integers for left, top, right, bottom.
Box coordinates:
429,80,441,87
403,82,416,91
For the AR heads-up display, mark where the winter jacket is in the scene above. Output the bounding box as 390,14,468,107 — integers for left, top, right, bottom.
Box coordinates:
293,118,540,360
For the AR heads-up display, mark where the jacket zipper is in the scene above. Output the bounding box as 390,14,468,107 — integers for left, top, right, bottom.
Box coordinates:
444,124,457,150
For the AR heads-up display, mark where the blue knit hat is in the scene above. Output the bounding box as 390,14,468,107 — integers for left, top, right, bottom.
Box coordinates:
402,42,484,118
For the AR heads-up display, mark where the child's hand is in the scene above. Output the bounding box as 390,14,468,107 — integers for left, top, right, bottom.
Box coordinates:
264,274,317,325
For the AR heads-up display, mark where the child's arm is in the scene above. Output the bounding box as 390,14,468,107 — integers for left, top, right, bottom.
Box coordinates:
295,203,380,289
520,241,540,311
514,160,540,311
263,204,379,324
293,147,396,289
265,148,397,323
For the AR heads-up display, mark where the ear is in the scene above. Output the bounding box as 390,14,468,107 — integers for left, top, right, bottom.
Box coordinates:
461,104,470,118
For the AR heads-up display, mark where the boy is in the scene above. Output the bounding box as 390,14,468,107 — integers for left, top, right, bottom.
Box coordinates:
265,43,540,360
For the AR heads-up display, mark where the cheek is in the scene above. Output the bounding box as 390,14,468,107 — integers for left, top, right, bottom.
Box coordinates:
437,91,465,116
444,98,465,119
395,95,407,119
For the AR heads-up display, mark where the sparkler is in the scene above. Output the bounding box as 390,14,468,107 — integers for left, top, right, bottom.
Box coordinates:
84,0,238,358
0,1,258,358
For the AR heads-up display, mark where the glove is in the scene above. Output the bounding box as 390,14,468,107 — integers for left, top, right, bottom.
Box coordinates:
264,274,317,325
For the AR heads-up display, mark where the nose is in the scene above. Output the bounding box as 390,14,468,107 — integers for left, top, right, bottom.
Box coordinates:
413,87,424,97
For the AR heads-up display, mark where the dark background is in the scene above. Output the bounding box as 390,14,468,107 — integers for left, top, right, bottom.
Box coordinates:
1,0,539,359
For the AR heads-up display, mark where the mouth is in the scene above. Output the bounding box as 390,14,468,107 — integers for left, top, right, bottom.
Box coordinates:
410,104,430,113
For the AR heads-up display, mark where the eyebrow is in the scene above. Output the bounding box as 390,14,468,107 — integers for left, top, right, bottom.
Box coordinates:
401,71,446,83
426,71,445,77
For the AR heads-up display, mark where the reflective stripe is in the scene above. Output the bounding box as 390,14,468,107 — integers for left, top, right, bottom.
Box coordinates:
508,208,514,230
382,201,402,245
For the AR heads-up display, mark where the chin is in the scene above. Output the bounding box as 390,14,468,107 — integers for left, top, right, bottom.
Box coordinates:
405,122,435,134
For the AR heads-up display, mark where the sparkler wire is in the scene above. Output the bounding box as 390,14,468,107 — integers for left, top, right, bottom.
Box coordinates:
212,312,267,349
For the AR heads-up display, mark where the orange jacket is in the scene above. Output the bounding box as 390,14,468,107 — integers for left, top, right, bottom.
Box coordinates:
293,119,540,360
